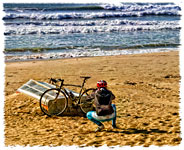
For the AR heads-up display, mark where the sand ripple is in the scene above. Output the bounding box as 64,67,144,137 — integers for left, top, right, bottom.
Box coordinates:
4,51,181,147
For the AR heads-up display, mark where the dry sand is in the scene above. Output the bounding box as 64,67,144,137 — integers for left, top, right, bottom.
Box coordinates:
4,51,181,147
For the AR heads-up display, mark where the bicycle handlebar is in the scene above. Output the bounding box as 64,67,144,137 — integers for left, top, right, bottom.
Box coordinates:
49,78,64,84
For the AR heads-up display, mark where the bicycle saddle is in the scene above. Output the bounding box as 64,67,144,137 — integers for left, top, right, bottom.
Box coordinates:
80,76,91,80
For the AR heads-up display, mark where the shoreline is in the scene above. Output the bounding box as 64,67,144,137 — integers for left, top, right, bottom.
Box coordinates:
4,50,181,147
4,49,179,63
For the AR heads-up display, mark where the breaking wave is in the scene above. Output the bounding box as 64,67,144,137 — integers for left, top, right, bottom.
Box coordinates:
3,10,180,21
4,21,180,35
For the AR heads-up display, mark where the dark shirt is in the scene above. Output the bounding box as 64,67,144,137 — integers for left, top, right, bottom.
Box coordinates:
94,87,115,116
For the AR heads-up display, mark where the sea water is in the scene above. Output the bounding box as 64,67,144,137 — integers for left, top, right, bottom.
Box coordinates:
3,3,181,61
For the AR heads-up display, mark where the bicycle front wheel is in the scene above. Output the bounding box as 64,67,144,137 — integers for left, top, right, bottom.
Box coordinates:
79,88,96,114
39,88,68,116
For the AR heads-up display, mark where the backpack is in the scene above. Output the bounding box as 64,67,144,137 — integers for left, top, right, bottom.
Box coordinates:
95,88,114,116
95,88,111,104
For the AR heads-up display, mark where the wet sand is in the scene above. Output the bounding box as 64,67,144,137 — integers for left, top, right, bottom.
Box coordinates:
4,51,181,147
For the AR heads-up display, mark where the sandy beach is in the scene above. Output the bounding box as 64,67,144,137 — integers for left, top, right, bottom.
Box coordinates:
4,51,181,147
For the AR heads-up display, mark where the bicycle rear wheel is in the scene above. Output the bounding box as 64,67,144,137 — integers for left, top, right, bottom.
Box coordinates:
39,88,68,116
79,88,96,114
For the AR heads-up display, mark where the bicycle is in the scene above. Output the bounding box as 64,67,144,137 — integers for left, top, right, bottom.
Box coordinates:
39,76,96,117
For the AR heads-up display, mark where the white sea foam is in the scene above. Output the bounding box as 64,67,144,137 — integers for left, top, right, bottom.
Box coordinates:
5,19,178,27
3,8,180,21
5,48,178,62
4,19,180,35
101,3,181,12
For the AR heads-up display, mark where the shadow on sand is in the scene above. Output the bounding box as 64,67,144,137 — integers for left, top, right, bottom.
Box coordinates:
106,128,168,134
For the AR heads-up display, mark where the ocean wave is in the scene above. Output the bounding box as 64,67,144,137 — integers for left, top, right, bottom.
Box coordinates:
4,19,178,27
4,43,180,53
101,3,181,12
4,3,181,13
3,8,180,21
3,3,105,12
5,6,104,13
5,47,178,62
4,23,180,35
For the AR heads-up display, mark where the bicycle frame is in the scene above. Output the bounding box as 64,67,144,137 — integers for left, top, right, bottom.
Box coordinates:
49,77,89,102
